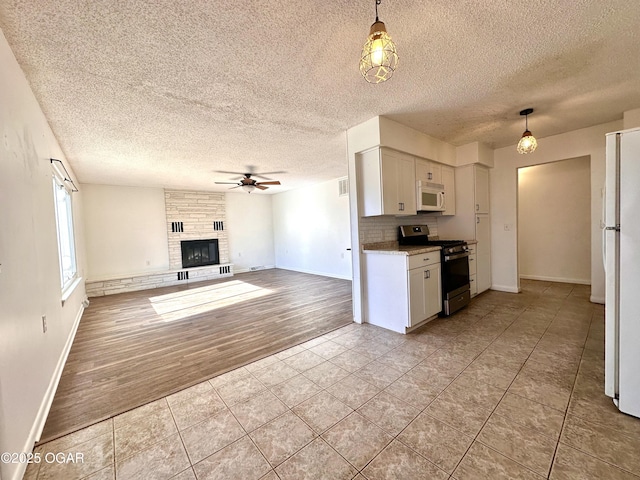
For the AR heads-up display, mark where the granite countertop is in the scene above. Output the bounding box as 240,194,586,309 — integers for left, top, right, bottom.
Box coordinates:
362,241,441,256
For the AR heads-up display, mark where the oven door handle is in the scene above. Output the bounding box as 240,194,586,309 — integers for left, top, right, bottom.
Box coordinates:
444,251,470,262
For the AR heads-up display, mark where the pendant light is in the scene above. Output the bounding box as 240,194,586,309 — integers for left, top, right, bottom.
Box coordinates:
517,108,538,154
359,0,398,84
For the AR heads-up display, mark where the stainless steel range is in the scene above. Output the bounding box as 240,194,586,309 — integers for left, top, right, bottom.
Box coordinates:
399,225,470,316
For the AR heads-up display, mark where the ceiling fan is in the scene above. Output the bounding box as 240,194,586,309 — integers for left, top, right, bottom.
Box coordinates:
215,172,282,193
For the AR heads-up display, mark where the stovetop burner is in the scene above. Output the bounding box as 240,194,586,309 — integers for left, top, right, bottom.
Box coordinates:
398,225,465,247
420,239,465,247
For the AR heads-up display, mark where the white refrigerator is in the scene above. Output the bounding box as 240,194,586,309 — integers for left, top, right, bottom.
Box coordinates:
604,127,640,418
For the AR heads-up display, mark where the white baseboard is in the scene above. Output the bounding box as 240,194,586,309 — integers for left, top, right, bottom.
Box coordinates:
519,274,591,285
276,266,352,281
590,295,605,304
13,301,84,480
490,285,520,293
233,265,276,274
22,303,85,455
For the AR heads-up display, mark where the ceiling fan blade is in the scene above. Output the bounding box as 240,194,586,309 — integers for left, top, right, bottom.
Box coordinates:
255,185,268,190
251,172,286,181
215,181,241,185
256,181,281,186
229,185,242,189
254,171,286,176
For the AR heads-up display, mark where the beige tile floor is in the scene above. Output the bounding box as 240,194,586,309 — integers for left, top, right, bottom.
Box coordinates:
25,280,640,479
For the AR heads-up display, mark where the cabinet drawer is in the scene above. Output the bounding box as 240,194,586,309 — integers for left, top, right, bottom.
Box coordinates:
469,274,478,296
408,252,440,270
467,244,477,255
468,254,477,275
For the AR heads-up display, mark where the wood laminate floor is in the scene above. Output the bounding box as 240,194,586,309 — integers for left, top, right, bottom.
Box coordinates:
40,269,352,443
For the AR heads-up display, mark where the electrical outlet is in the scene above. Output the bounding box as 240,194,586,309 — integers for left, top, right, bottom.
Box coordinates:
42,315,47,333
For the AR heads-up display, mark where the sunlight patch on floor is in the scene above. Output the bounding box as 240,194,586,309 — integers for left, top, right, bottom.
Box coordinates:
149,280,273,322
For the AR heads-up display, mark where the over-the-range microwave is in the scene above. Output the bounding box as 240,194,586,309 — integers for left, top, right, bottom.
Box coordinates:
417,181,445,211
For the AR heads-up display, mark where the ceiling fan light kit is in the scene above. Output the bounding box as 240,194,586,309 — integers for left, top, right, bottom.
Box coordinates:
215,173,282,193
359,0,398,84
517,108,538,154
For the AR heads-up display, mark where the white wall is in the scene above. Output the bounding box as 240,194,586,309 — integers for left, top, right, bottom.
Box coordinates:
272,178,352,279
0,29,87,480
82,185,278,277
491,120,622,303
379,117,456,166
518,157,591,284
624,108,640,129
82,184,169,279
226,192,276,272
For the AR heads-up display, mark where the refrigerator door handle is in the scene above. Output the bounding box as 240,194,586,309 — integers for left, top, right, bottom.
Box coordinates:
603,227,606,270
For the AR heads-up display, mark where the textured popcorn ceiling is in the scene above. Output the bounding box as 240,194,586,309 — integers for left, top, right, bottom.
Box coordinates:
1,1,639,192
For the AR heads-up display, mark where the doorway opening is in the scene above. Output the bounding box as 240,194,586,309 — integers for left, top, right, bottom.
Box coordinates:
517,156,591,286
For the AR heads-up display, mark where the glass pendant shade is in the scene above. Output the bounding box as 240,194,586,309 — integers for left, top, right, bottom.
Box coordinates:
517,108,537,154
360,21,398,83
241,184,256,193
517,130,538,154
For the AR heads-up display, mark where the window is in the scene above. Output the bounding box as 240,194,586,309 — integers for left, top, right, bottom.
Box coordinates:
53,175,77,290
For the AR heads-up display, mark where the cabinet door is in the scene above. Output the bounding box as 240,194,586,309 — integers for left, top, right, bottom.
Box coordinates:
408,268,426,327
475,215,491,293
398,156,417,214
380,150,402,215
429,163,442,184
424,263,442,318
441,165,455,216
474,166,490,214
415,159,442,184
415,159,431,184
469,274,478,297
380,149,416,215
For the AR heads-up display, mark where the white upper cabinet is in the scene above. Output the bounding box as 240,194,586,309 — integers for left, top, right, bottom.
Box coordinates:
415,158,442,184
360,147,417,216
474,166,490,214
441,165,456,216
416,158,455,216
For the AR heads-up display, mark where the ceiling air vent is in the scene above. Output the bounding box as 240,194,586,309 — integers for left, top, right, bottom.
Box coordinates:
338,178,348,197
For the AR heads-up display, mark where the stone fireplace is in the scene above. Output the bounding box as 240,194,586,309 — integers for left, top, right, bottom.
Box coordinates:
85,189,234,297
165,190,230,268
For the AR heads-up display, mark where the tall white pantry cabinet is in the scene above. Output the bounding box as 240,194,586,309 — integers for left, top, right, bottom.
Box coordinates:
438,164,492,296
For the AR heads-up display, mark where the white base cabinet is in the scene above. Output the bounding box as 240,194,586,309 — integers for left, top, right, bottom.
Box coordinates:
468,244,478,297
364,251,442,334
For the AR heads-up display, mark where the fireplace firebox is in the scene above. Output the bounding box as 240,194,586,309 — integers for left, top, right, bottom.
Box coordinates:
181,239,220,268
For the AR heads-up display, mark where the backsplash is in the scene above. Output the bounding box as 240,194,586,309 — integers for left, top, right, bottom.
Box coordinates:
359,215,438,245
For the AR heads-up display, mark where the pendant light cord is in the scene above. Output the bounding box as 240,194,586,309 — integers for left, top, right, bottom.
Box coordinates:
525,113,529,131
375,0,381,21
